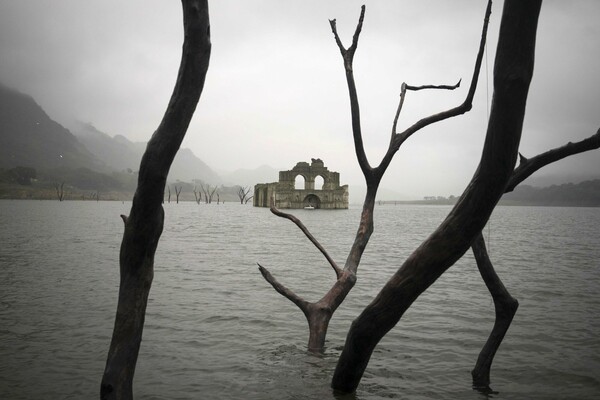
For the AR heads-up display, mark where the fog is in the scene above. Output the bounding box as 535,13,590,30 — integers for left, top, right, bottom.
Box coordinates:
1,0,598,198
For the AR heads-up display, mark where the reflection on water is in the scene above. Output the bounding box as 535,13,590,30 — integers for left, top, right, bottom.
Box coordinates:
1,200,599,399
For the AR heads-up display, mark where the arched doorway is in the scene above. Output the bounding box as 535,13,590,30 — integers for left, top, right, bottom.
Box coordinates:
303,194,321,209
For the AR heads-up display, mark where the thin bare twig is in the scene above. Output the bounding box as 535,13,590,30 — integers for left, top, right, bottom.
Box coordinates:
391,80,462,139
405,80,462,91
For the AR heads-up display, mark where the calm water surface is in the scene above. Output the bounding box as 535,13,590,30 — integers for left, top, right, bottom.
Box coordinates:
1,200,599,399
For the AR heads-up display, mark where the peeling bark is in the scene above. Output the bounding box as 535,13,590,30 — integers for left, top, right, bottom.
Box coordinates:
100,1,211,399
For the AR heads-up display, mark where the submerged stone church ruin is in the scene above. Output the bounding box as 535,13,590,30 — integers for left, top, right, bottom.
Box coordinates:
254,158,348,209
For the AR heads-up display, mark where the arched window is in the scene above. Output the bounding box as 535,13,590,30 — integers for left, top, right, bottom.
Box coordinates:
295,175,305,190
314,175,324,190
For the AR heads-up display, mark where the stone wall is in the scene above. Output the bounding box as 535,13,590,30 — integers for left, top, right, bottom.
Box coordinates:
254,158,348,209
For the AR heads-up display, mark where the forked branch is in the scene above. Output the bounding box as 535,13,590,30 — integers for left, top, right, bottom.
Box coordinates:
329,5,371,176
259,0,494,355
391,80,462,140
390,0,493,153
332,0,541,392
329,5,365,67
506,128,600,192
471,127,600,387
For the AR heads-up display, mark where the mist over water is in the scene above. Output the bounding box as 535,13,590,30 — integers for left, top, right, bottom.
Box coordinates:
1,200,599,399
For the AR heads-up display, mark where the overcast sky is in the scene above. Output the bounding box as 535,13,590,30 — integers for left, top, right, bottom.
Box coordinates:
0,1,598,198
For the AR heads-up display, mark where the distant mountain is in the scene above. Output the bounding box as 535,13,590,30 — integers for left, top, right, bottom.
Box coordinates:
0,84,103,171
71,122,221,183
501,179,600,207
0,83,222,188
220,164,279,187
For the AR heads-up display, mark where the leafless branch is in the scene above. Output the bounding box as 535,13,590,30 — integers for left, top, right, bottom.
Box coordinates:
270,202,342,279
389,0,492,154
506,128,600,192
258,263,310,312
405,80,462,92
329,5,365,62
391,80,462,140
329,5,371,177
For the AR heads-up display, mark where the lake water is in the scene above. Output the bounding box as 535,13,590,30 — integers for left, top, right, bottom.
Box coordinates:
1,200,599,399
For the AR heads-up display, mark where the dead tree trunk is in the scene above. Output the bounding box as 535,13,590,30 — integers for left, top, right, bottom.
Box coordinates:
174,185,182,204
471,232,518,388
471,129,600,388
331,0,542,393
54,182,65,201
237,186,252,204
200,183,215,203
259,1,491,352
100,2,211,399
193,186,202,204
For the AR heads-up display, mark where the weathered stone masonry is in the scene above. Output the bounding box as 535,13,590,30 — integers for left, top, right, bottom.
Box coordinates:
254,159,349,209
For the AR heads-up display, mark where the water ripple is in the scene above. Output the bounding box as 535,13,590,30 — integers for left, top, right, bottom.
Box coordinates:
1,201,599,399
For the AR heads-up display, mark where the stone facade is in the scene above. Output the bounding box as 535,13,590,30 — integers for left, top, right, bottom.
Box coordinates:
254,159,348,209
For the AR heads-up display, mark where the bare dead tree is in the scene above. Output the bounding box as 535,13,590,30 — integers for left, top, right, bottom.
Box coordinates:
193,186,202,204
237,186,253,204
167,185,171,203
200,183,208,203
209,185,217,203
200,183,217,204
174,185,182,204
216,191,220,204
54,182,65,201
331,0,542,392
100,1,211,399
471,129,600,389
259,1,492,352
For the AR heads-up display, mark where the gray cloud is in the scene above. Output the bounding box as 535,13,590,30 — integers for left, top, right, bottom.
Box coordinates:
1,0,598,198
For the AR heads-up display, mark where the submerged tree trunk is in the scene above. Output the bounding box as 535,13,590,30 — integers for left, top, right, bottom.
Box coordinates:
175,185,182,204
471,128,600,388
332,0,542,393
471,232,519,387
100,2,211,399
